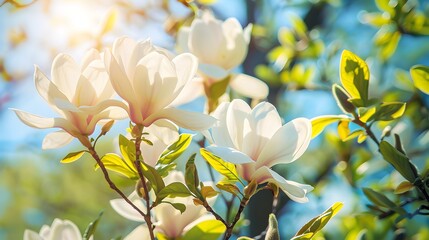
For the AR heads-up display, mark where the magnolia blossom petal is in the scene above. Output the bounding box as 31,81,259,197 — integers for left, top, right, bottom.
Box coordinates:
222,18,247,69
226,99,251,149
110,192,146,222
124,225,151,240
34,66,69,113
242,101,282,159
199,63,229,80
229,74,269,100
210,102,235,147
206,145,254,164
176,27,191,53
42,130,74,149
12,109,72,130
170,77,204,107
51,54,80,100
256,118,311,168
48,219,82,240
144,107,216,131
23,230,43,240
104,50,136,104
256,167,313,203
172,53,198,91
189,16,225,65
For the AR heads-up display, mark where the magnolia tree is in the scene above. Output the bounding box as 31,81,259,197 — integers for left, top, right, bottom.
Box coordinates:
7,0,429,240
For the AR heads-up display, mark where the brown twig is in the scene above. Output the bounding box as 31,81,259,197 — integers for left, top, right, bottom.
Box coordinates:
134,127,156,240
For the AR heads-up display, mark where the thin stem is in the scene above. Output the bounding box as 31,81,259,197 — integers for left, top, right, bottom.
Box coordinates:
202,200,228,226
353,118,380,146
87,146,146,217
134,126,156,240
224,196,249,240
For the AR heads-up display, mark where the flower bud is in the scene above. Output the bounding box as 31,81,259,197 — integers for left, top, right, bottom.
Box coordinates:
135,179,146,198
101,120,115,136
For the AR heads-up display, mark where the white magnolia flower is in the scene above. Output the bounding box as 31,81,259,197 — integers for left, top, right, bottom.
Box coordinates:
23,218,89,240
104,37,215,130
140,120,180,167
177,11,268,100
12,49,127,149
205,99,313,203
111,171,214,239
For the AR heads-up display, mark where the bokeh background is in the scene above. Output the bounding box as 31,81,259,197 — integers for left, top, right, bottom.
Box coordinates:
1,0,429,239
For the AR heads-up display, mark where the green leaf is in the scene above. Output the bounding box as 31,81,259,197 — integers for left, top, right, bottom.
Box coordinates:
363,188,396,208
372,102,406,121
206,75,230,101
310,115,351,138
156,163,177,178
265,214,280,240
340,50,370,103
201,185,218,199
185,154,201,197
140,162,165,194
61,151,85,164
237,237,254,240
157,182,192,200
363,188,407,215
394,181,414,194
290,14,308,39
200,149,240,183
83,212,103,240
216,181,241,196
179,220,226,240
119,134,136,163
410,65,429,94
158,133,193,165
358,106,376,123
293,202,343,239
332,84,355,114
379,141,419,183
161,201,186,214
98,153,137,179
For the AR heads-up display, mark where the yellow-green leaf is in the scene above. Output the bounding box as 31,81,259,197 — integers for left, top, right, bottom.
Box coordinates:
332,84,355,114
340,50,370,103
119,134,136,164
216,181,241,196
201,185,218,199
140,162,165,194
61,151,85,164
394,181,414,194
200,149,240,182
98,153,137,178
196,0,218,5
293,202,343,239
373,102,406,121
358,106,376,123
179,220,226,240
158,133,193,165
311,115,351,138
410,65,429,94
379,141,419,183
157,182,192,200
